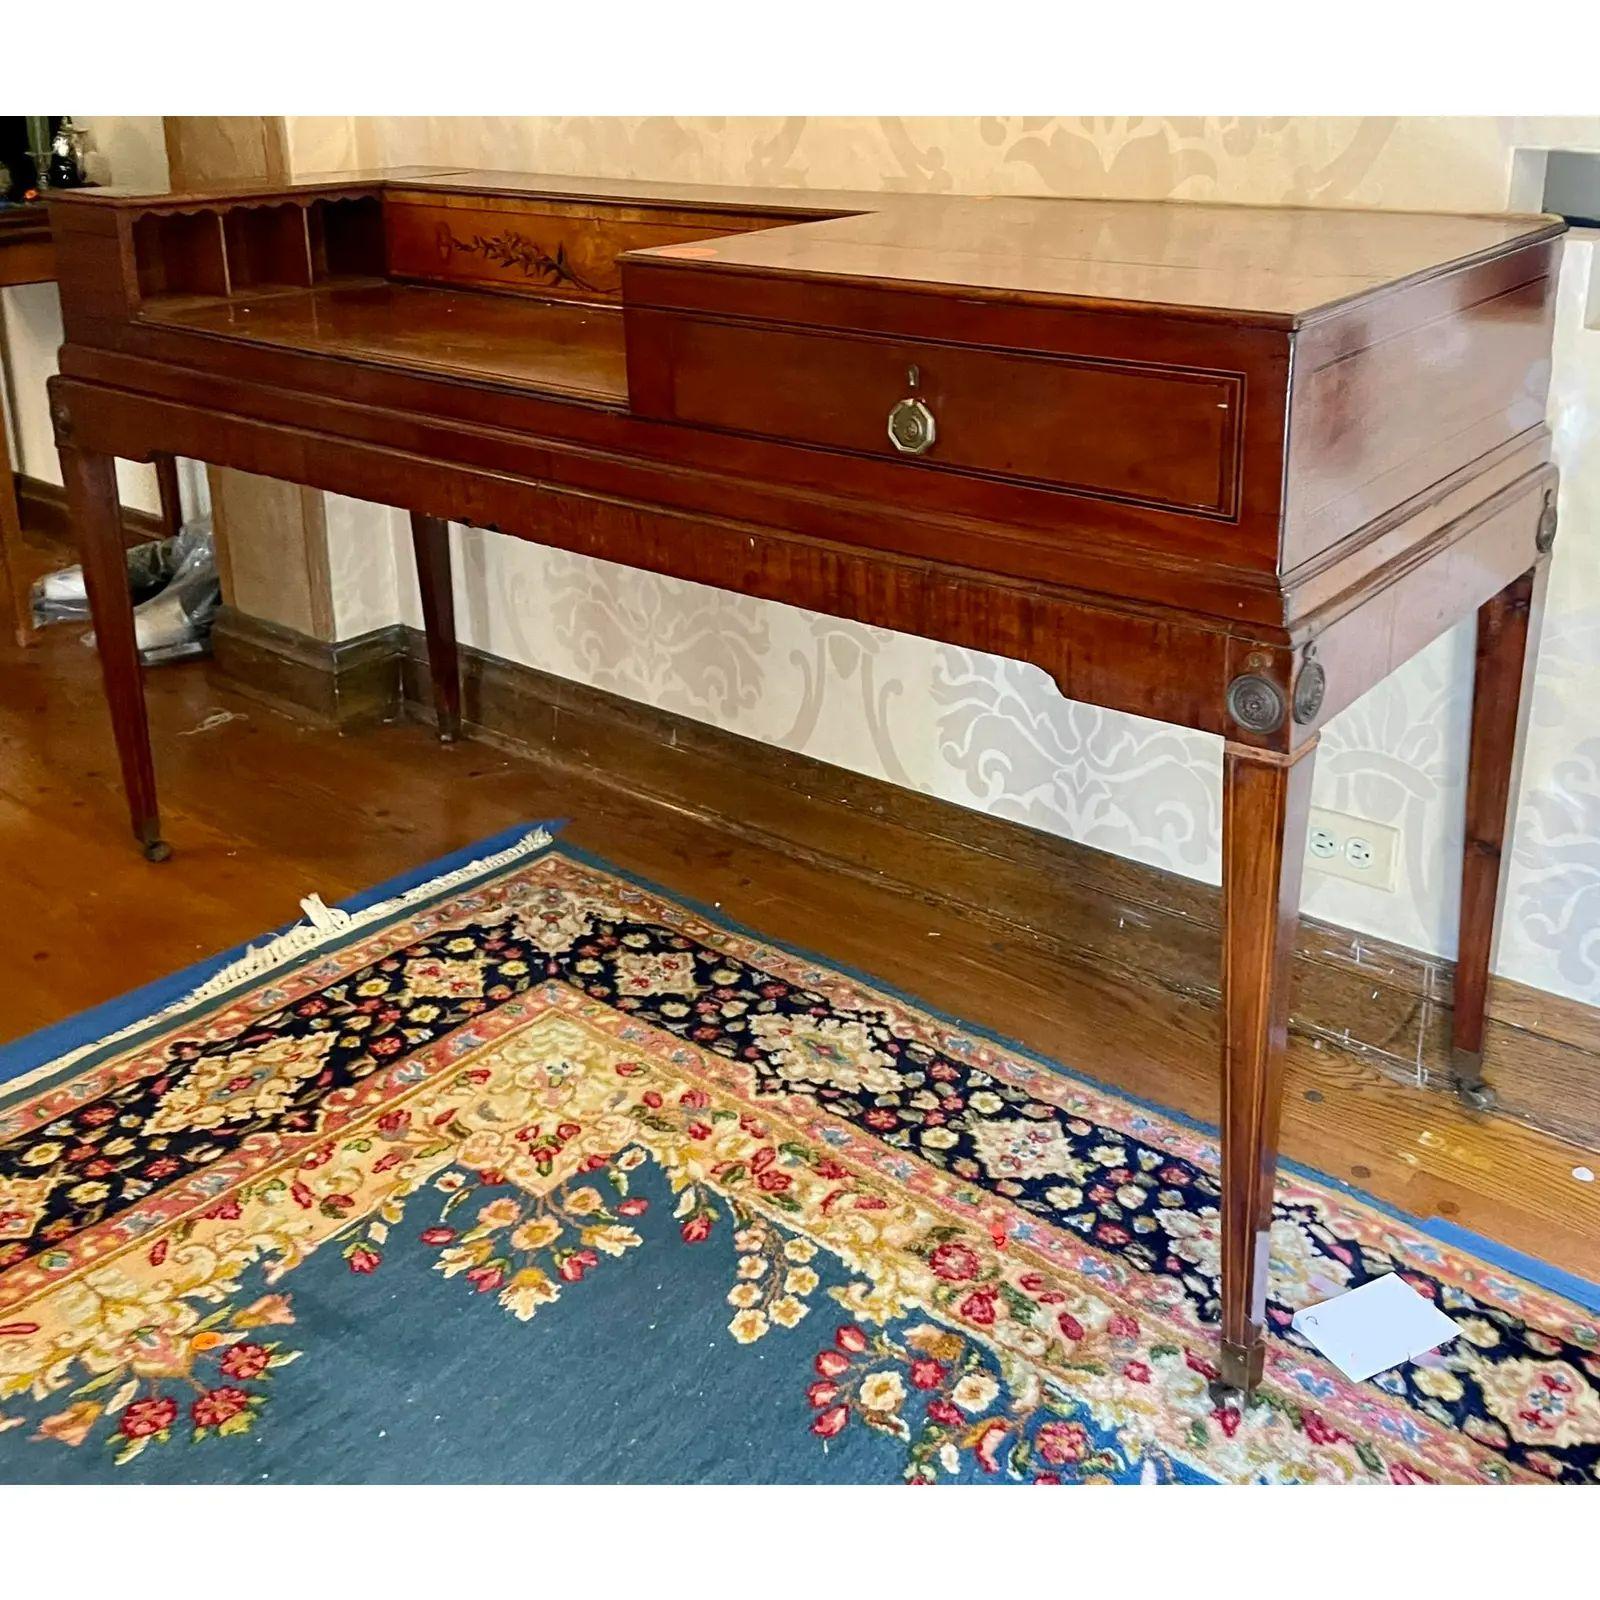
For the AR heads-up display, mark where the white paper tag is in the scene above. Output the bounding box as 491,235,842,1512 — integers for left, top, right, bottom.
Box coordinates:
1290,1273,1459,1383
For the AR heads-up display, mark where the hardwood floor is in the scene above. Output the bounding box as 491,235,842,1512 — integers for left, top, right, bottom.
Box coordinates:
3,531,1598,1284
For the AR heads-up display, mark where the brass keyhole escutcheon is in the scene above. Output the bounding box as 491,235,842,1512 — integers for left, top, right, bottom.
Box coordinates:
888,365,936,456
888,396,936,455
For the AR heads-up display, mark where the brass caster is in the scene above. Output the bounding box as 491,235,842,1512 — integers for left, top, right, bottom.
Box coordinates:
142,839,173,863
1207,1378,1249,1411
1449,1047,1495,1111
1218,1334,1265,1398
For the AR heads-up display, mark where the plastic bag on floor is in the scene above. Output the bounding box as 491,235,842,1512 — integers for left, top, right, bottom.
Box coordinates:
120,519,221,664
34,518,221,665
31,536,176,620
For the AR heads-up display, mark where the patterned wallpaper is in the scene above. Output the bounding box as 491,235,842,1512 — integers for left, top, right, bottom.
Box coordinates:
287,118,1600,1006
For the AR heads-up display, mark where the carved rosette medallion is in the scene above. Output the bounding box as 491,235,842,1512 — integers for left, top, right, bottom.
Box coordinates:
1226,673,1286,735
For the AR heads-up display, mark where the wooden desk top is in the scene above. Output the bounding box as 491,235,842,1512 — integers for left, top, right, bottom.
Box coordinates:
51,168,1559,326
140,282,628,402
633,194,1560,324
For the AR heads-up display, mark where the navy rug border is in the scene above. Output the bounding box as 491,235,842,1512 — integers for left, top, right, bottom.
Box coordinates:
558,840,1600,1314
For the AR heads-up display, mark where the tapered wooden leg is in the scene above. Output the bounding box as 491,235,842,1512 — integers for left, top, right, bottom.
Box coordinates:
154,453,184,541
1451,562,1548,1107
1217,737,1317,1397
63,444,168,861
410,511,461,742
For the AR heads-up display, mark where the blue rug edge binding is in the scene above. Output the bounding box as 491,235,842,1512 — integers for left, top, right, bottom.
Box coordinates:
3,820,1595,1314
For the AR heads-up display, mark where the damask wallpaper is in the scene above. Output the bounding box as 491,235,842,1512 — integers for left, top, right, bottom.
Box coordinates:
288,118,1600,1007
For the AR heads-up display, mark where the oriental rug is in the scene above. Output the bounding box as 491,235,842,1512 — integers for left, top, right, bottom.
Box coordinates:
2,825,1597,1484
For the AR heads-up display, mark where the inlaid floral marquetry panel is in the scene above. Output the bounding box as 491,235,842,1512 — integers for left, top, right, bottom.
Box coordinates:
291,118,1600,1008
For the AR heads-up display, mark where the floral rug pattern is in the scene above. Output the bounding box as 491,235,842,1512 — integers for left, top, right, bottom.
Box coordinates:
2,844,1597,1483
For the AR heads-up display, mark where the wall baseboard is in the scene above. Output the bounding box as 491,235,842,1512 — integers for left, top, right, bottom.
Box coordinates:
209,607,404,729
16,473,166,550
206,609,1600,1152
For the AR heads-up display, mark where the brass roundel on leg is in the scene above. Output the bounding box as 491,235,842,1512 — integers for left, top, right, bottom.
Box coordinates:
1293,659,1326,725
1226,673,1286,735
48,390,76,448
1536,489,1558,555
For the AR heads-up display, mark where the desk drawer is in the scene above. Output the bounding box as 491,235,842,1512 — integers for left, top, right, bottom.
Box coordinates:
626,309,1242,516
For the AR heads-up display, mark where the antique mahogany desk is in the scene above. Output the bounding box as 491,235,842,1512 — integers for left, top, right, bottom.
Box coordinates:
44,169,1565,1398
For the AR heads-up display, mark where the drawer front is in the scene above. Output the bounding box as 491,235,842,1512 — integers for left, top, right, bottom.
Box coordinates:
628,310,1243,516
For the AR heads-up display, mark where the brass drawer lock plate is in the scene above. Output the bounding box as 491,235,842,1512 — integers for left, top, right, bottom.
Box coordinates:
888,365,936,456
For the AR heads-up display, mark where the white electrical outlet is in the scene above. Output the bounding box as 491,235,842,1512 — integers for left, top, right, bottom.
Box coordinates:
1305,807,1400,891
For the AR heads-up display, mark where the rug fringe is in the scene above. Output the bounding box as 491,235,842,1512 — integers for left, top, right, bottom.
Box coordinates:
9,826,554,1093
182,826,553,1003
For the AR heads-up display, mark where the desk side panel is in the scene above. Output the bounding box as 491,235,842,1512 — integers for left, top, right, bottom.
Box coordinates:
1283,239,1560,574
45,203,136,342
